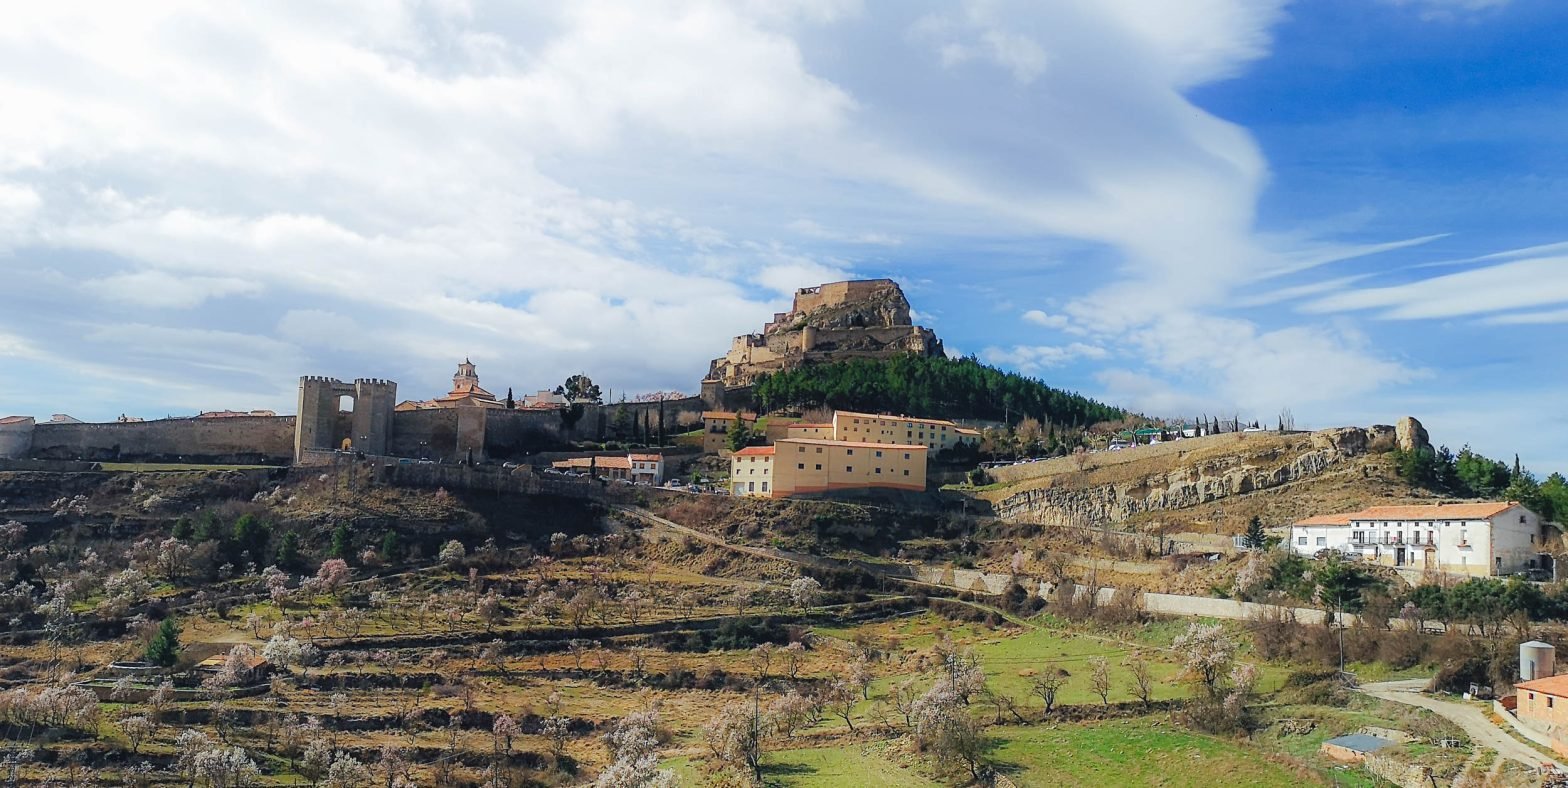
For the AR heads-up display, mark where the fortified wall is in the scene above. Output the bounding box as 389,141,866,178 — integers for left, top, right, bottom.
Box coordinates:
24,416,297,464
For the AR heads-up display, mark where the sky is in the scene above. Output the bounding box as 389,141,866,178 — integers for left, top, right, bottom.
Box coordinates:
0,0,1564,472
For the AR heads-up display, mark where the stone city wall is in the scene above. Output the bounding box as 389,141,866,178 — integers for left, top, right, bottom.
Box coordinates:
0,417,35,459
29,417,295,464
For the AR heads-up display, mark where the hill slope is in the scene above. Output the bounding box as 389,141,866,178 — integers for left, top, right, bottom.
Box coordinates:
973,424,1459,535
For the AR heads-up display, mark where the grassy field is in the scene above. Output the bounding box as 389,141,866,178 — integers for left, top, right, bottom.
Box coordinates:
987,718,1314,786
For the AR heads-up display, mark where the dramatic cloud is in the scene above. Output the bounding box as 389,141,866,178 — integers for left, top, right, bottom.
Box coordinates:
0,1,1557,471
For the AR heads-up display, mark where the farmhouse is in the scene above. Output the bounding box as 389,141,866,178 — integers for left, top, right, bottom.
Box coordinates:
701,411,757,454
1288,502,1551,576
730,438,927,498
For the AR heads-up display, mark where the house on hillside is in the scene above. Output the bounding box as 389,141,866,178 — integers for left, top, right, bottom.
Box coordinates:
1288,502,1553,576
701,411,757,454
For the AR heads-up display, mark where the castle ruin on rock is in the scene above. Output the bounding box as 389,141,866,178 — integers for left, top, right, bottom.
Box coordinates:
703,279,943,392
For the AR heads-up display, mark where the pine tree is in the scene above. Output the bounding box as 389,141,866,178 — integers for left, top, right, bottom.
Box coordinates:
145,618,181,667
505,387,514,410
329,524,351,560
1244,516,1267,549
381,531,402,562
276,531,302,569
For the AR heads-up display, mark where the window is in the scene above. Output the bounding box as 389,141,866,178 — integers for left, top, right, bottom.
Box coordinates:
846,449,854,456
904,453,911,460
761,482,768,492
814,464,821,470
1522,515,1528,523
845,466,853,472
1298,536,1307,545
797,463,805,470
1550,697,1555,709
1316,537,1326,547
816,447,823,453
903,469,910,476
798,446,804,452
875,468,882,474
748,481,755,492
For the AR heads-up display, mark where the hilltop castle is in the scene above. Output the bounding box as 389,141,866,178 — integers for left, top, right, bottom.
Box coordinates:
703,279,943,390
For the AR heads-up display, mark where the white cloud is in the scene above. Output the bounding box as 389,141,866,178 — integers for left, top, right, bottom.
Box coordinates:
1301,256,1568,320
1021,309,1069,329
1382,0,1512,22
982,342,1108,372
81,270,262,309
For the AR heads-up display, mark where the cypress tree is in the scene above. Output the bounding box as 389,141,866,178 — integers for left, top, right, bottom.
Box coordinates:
1245,516,1267,549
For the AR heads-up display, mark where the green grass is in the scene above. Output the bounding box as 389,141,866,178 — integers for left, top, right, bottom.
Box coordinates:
761,742,943,787
988,718,1311,786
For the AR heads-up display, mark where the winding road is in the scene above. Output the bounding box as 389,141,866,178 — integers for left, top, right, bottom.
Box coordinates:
1358,679,1563,770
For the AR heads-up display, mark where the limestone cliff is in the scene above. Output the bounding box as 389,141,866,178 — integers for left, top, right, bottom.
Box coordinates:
705,279,943,387
983,424,1425,529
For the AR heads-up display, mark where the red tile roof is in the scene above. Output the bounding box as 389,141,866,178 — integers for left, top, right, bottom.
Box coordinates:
628,454,662,462
1516,674,1568,697
0,416,32,425
1353,502,1520,520
734,446,775,457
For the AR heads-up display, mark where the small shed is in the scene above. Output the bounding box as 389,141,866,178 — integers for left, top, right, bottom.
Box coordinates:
195,654,270,684
1321,733,1396,763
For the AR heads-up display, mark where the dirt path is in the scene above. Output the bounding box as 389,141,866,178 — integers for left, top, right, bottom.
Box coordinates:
1358,679,1563,770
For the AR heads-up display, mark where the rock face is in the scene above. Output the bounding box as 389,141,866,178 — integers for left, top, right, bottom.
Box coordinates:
705,279,944,387
1395,416,1430,453
992,426,1389,526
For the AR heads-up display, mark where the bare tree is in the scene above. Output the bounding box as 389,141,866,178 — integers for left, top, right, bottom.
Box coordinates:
1089,656,1111,707
1125,653,1154,708
1030,667,1068,716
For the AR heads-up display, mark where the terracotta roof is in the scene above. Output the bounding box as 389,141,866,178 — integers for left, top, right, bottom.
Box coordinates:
788,423,833,429
0,416,32,425
777,437,928,451
1352,502,1521,521
734,446,775,457
1295,513,1357,527
628,454,662,462
1516,674,1568,697
552,456,633,470
955,427,981,435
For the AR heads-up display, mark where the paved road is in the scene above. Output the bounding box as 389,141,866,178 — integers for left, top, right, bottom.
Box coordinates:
1359,679,1563,770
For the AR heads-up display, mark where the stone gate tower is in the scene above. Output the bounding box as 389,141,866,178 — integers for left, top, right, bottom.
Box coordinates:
294,376,398,460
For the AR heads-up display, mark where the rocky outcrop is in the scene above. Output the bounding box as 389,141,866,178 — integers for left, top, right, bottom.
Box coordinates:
1395,416,1429,453
992,426,1389,526
705,279,943,387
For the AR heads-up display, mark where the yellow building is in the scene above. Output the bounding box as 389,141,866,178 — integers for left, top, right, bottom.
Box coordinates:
830,410,979,453
730,438,927,498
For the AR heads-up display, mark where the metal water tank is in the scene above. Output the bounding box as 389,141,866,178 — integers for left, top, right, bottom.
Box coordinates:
1520,641,1556,681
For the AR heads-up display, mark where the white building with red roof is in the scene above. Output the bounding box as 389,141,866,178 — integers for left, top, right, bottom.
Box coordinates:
1289,502,1552,576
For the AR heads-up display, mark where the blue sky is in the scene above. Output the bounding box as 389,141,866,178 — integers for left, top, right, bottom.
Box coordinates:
0,0,1564,472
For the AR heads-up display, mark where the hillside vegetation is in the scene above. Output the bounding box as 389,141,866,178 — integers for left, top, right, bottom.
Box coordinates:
753,354,1123,427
